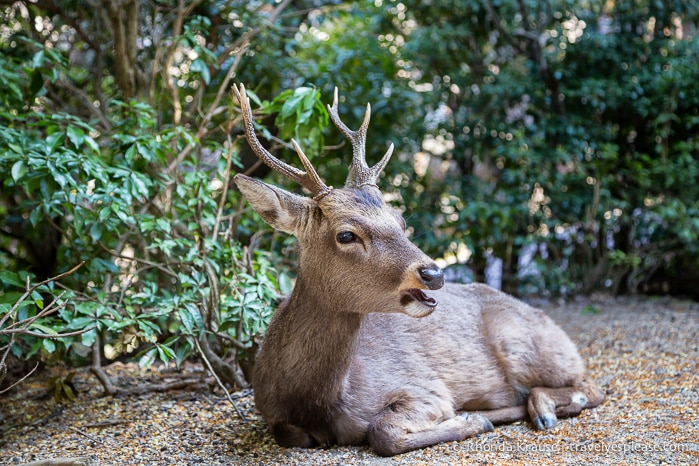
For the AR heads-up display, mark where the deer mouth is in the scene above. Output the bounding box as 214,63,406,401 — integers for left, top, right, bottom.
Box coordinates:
400,289,438,317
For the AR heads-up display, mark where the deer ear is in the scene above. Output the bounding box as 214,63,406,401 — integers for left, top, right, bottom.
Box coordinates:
234,174,314,235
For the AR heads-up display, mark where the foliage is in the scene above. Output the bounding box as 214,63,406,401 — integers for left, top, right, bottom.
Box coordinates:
372,0,699,296
0,48,282,389
256,86,330,157
0,2,311,393
2,0,699,394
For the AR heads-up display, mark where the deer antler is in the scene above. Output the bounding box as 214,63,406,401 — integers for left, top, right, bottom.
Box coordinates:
234,83,333,201
327,87,394,189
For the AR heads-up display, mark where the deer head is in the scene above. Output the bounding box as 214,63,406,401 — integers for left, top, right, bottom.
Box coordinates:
232,84,444,317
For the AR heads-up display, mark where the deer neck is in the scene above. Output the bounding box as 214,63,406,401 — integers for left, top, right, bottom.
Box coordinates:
281,273,364,400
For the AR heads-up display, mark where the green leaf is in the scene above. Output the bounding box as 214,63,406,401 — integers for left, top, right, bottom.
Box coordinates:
280,88,310,119
45,131,63,152
11,342,23,358
66,125,85,148
190,58,210,84
47,161,68,188
0,271,25,288
84,135,100,153
246,88,264,107
91,258,119,273
8,143,23,154
130,173,149,198
29,70,44,98
11,160,27,181
32,49,45,67
42,339,56,353
111,203,133,225
30,322,58,335
89,222,104,242
137,319,162,335
99,207,111,222
178,307,195,333
155,344,175,365
81,328,97,347
175,341,192,369
155,218,171,232
139,348,157,367
29,207,42,227
70,316,96,330
278,272,293,295
582,305,601,315
125,144,138,162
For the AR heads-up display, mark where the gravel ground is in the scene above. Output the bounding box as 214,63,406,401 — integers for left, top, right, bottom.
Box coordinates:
1,295,698,465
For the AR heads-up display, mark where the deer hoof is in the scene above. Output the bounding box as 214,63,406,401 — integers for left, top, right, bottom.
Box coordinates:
459,413,494,433
533,414,557,430
475,414,494,432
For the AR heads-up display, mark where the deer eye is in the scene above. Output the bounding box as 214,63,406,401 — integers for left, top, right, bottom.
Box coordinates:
336,231,357,244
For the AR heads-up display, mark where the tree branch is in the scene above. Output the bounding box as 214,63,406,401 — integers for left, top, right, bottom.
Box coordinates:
211,134,236,242
166,0,294,174
105,0,139,98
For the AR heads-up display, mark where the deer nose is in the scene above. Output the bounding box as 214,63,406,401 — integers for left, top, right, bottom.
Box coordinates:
418,264,444,290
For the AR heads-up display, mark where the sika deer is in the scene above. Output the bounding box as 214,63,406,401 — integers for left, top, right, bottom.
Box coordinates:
232,84,604,457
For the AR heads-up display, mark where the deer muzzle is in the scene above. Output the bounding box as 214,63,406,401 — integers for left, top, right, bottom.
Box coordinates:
418,264,445,290
399,263,444,317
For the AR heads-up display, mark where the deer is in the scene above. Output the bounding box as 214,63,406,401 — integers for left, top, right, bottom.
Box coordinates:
231,83,605,457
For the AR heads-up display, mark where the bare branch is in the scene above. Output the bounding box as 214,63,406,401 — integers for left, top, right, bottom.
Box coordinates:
212,331,249,351
194,338,248,421
96,241,179,278
0,362,39,395
17,457,89,466
162,0,204,124
105,0,139,98
0,262,84,330
91,333,117,396
211,134,236,242
167,0,294,174
4,292,70,331
0,326,95,339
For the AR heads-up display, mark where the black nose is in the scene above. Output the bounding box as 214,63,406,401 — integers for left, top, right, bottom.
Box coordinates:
418,264,444,290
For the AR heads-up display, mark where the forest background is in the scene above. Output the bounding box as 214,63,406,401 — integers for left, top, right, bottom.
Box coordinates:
1,0,698,394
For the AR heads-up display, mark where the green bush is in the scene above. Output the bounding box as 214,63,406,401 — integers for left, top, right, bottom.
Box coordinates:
0,34,310,392
374,0,699,296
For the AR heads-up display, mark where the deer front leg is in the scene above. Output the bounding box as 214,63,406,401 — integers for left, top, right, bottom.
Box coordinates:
528,378,605,430
367,405,494,456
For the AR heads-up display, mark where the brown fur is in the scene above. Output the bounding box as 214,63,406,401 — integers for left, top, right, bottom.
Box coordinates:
232,84,603,456
234,180,605,456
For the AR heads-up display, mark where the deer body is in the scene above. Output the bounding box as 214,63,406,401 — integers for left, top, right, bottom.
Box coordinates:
233,85,604,456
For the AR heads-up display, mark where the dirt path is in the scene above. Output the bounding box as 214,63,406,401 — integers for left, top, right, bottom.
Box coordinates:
1,295,698,465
